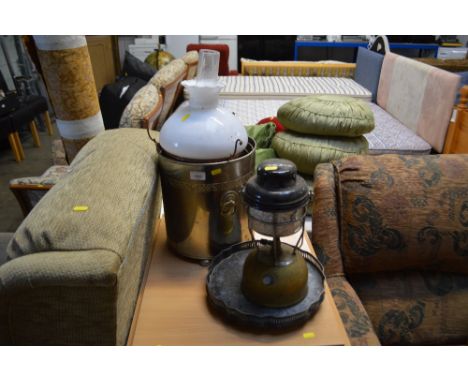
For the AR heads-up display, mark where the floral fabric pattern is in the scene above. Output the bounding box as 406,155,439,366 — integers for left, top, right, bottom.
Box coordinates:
337,154,468,275
149,59,187,89
181,51,198,81
148,59,187,130
327,276,380,345
350,270,468,345
312,163,344,277
10,165,71,187
10,166,72,213
119,84,160,128
312,154,468,345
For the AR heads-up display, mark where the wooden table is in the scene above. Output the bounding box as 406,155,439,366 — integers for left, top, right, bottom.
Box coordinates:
128,218,350,346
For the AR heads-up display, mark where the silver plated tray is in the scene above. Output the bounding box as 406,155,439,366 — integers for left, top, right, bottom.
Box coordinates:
206,240,325,330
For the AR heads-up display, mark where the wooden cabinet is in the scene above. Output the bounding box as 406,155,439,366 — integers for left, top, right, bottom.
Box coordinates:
86,36,119,93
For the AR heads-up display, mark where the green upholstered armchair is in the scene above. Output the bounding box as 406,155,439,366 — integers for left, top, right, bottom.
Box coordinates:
312,154,468,345
0,128,162,345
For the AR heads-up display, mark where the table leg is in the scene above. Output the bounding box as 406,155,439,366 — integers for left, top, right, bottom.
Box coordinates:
43,111,54,135
29,120,41,147
8,132,21,162
14,132,25,160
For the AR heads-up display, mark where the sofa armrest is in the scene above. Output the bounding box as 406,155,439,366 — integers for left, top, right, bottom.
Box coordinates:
311,163,344,277
328,276,380,346
0,250,120,345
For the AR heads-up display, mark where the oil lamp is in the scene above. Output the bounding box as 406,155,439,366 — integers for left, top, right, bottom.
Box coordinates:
241,159,311,308
156,49,254,260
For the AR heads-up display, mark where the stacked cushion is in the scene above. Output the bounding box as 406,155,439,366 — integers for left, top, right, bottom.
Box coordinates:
277,95,374,137
273,132,368,175
272,95,373,175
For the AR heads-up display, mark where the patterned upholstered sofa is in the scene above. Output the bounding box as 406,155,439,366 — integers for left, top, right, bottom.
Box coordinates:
0,128,162,345
312,154,468,345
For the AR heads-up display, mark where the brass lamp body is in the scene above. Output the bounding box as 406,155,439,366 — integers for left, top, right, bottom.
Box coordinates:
242,239,308,308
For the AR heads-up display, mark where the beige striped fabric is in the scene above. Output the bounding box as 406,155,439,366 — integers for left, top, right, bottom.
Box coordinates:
377,52,461,152
219,76,372,101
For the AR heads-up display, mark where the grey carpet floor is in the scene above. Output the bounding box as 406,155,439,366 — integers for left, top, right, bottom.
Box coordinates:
0,124,57,232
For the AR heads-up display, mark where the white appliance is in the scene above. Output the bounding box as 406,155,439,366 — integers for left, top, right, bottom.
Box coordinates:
128,37,159,62
200,35,238,72
165,35,200,59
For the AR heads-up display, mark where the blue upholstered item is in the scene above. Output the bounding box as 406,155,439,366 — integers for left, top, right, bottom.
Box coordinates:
354,47,384,103
455,71,468,104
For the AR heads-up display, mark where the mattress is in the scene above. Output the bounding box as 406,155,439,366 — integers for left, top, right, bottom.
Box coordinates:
219,99,432,155
219,76,372,101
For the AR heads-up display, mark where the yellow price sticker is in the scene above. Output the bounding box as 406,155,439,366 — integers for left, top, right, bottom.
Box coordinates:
73,205,89,212
264,165,278,171
211,168,222,176
303,332,316,339
181,114,191,122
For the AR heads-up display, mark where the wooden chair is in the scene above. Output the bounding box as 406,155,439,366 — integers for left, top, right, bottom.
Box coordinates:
155,68,187,131
443,85,468,153
0,95,52,162
9,165,71,216
5,130,25,162
10,182,53,216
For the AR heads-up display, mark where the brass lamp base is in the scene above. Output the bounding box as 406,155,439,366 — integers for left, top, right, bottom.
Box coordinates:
241,242,308,308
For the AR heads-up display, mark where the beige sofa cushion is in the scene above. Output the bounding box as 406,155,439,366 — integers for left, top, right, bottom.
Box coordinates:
7,128,158,261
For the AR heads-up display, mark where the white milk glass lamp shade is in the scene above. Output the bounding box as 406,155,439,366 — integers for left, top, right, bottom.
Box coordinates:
159,49,248,161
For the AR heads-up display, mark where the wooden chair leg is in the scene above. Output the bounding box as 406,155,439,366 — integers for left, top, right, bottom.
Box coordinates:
14,132,25,160
7,132,22,162
29,120,41,147
43,111,54,135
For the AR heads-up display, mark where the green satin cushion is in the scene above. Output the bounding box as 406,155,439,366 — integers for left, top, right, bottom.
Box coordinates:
277,95,374,137
272,131,368,175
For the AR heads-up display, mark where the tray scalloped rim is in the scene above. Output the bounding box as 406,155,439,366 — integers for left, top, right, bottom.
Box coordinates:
206,240,326,329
